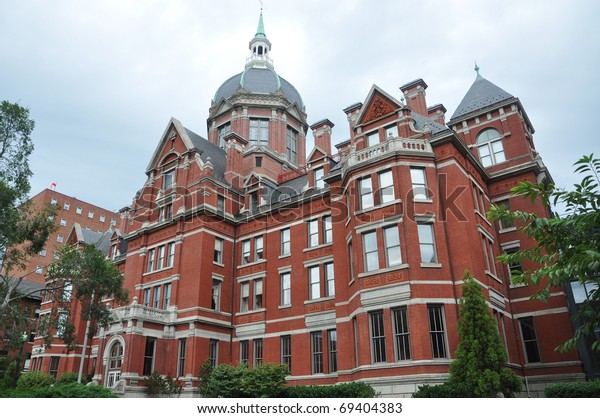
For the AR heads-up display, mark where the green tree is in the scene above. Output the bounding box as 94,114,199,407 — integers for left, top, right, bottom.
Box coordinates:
488,154,600,352
448,273,522,397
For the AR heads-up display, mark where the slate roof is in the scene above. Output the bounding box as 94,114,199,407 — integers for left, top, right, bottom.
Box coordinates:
411,112,449,135
184,128,227,180
450,75,514,121
80,228,113,254
16,279,45,301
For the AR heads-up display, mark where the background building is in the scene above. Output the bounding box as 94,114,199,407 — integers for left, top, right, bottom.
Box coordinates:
30,13,585,397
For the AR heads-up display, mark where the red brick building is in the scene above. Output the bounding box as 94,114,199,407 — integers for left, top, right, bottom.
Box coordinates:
30,13,585,396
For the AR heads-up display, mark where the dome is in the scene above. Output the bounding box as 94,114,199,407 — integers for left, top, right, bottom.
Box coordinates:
213,67,304,108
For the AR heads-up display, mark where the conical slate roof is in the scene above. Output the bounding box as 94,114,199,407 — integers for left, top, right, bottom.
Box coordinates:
450,75,514,121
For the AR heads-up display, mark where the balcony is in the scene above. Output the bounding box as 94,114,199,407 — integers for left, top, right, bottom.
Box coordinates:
345,136,434,169
112,301,175,324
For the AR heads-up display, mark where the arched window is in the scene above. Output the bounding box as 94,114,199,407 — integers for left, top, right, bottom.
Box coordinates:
106,341,124,388
476,129,505,167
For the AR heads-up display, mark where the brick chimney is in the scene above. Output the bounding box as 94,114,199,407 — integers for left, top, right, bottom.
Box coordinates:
310,119,335,155
400,79,428,116
224,132,247,189
427,103,447,125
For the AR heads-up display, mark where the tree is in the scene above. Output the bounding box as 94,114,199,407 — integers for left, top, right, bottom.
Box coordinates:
41,243,128,382
448,273,522,397
488,154,600,352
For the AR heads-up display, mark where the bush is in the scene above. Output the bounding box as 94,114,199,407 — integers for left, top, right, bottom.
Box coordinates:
0,360,16,389
145,371,182,397
282,382,377,398
56,372,79,385
5,382,118,398
412,382,470,398
545,380,600,398
200,363,247,398
16,372,54,389
243,363,289,398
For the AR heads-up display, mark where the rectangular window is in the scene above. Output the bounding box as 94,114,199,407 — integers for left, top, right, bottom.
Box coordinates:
214,238,223,264
88,210,94,219
56,312,68,337
281,335,292,372
217,195,225,215
379,170,395,204
384,226,402,267
60,218,67,227
64,202,70,210
211,280,221,311
163,170,175,190
363,231,379,272
209,339,219,368
254,279,263,309
311,331,323,374
177,338,186,377
240,282,249,312
280,272,291,306
57,234,64,243
496,199,514,230
147,249,155,272
385,124,398,139
367,132,379,147
76,206,82,214
62,282,72,302
281,228,291,255
314,167,325,189
49,356,60,378
286,127,298,164
328,329,338,373
325,262,335,297
249,119,269,145
160,203,173,222
505,248,523,280
359,177,374,210
167,243,175,267
143,337,156,375
218,123,231,149
323,216,332,244
393,307,411,361
157,245,165,269
100,215,106,223
348,240,355,282
254,236,264,260
163,283,171,309
519,317,541,363
242,240,251,264
143,288,151,307
369,311,387,363
253,339,263,367
152,285,161,309
35,265,43,275
309,266,321,300
308,220,319,248
255,156,262,167
428,305,448,358
410,167,429,200
417,223,437,263
481,234,498,276
240,340,249,364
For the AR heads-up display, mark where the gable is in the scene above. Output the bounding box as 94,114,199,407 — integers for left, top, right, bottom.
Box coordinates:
356,85,403,126
307,146,327,164
145,118,197,174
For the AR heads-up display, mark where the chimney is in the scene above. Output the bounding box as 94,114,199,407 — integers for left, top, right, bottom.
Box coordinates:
310,119,335,155
224,132,247,189
427,103,447,125
400,79,428,116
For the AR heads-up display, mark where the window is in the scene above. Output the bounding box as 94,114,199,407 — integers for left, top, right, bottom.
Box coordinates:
393,307,411,361
363,231,379,272
254,236,263,260
143,288,151,307
51,197,57,205
367,131,379,147
496,199,514,230
143,337,156,375
242,240,251,264
410,167,429,200
160,203,173,222
281,335,292,372
328,329,338,373
286,127,298,164
62,282,73,302
254,279,263,309
60,218,67,227
369,311,387,363
428,305,448,358
100,215,105,223
348,240,355,282
379,170,395,204
280,228,291,255
56,312,68,337
157,245,165,269
63,202,70,210
163,170,175,190
57,234,64,243
167,243,175,267
417,223,437,263
214,238,223,263
217,195,225,216
359,177,374,210
385,124,398,139
308,220,319,248
311,331,323,374
314,167,325,189
384,226,402,267
472,183,486,214
519,317,541,363
110,218,117,226
209,339,219,368
280,272,291,306
323,216,332,244
152,285,161,309
325,262,335,297
308,266,321,300
88,210,94,219
255,156,262,167
481,233,497,276
163,283,171,309
177,338,186,377
49,356,60,378
39,248,47,257
477,128,505,167
35,265,43,275
76,206,82,214
218,123,231,149
211,280,221,310
107,342,123,387
253,339,263,367
240,282,249,312
249,119,269,146
147,249,155,272
240,340,249,364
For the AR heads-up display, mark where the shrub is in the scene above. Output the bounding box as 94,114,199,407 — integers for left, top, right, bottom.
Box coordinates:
282,382,377,398
6,382,118,398
243,363,289,398
545,380,600,398
145,371,182,397
0,360,16,389
412,382,470,398
16,371,54,389
200,363,247,398
56,372,80,385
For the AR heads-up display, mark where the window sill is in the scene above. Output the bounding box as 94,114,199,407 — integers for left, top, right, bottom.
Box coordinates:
358,264,409,279
279,253,291,260
303,242,332,253
278,304,292,310
235,308,266,317
420,263,442,268
474,210,492,226
354,199,403,216
485,271,503,283
142,266,173,276
304,296,335,305
498,227,517,234
213,261,225,268
413,198,433,204
237,259,266,269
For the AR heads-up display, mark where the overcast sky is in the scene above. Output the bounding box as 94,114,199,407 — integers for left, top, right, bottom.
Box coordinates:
2,0,598,212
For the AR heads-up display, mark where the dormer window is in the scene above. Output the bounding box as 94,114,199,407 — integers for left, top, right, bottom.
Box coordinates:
286,127,298,164
163,169,175,190
249,119,269,146
476,128,505,167
218,123,231,149
314,167,325,189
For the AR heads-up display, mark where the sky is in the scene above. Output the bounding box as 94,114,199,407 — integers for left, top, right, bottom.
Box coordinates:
1,0,598,212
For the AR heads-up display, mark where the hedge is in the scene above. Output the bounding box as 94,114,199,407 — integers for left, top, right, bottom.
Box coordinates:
281,382,377,398
545,380,600,398
2,382,118,398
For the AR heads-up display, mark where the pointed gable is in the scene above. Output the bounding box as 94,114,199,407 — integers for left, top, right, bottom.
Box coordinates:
307,146,328,164
356,85,403,126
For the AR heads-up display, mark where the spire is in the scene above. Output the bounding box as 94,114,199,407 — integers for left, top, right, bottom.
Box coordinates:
247,9,273,69
255,9,266,39
474,61,482,80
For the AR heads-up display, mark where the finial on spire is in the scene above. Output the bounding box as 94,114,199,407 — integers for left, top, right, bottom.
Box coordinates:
474,61,482,79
